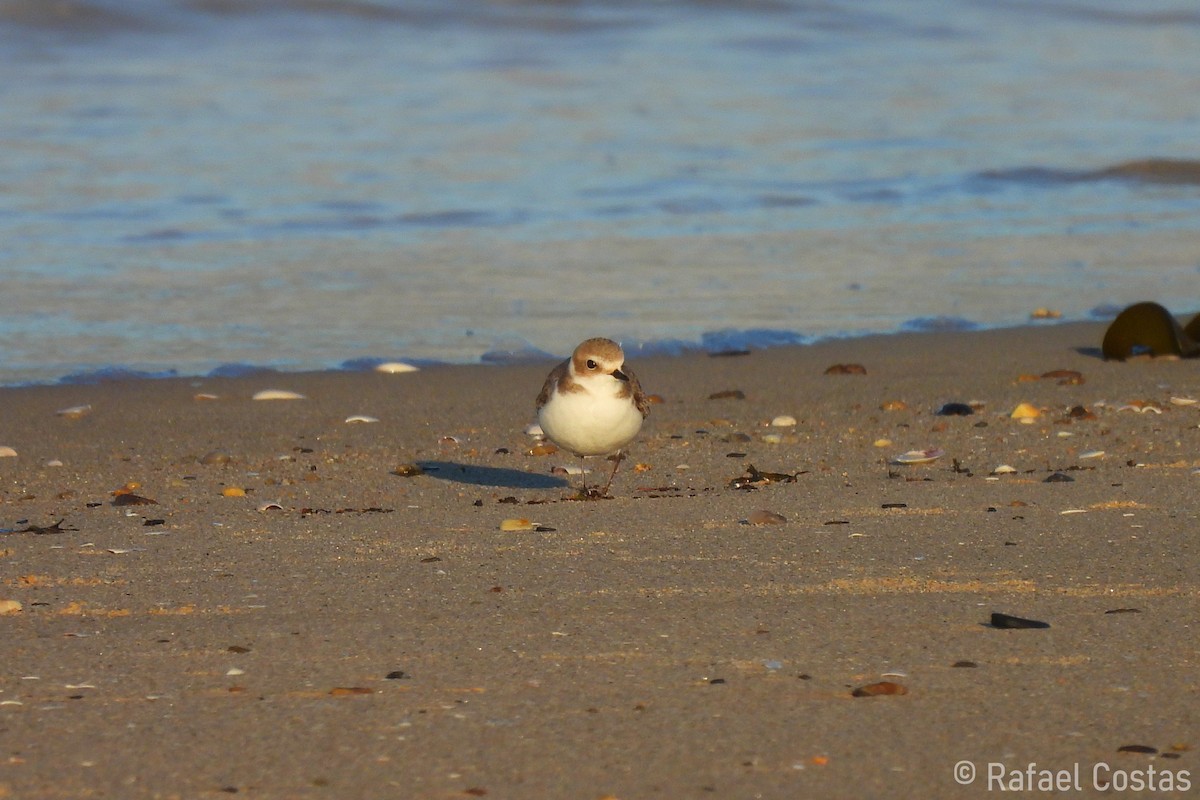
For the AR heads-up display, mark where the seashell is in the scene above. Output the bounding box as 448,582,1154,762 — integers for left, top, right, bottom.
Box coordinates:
56,404,92,419
44,458,63,467
880,400,908,411
199,451,232,465
0,600,23,615
221,487,246,497
439,435,459,445
391,464,425,477
893,448,944,465
991,464,1017,475
770,415,797,427
1170,397,1199,406
550,464,584,475
344,415,379,424
374,362,419,374
1079,450,1105,459
760,433,783,444
524,422,545,437
252,389,305,401
257,502,284,511
1010,402,1041,420
0,446,17,458
528,442,558,456
499,518,537,531
225,667,245,676
746,510,787,526
873,438,892,448
851,681,908,697
193,393,220,401
1118,401,1163,414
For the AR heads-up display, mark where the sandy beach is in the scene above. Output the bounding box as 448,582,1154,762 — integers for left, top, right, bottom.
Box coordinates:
1,321,1196,799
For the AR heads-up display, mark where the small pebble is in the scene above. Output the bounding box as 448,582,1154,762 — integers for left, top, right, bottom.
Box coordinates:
252,389,305,401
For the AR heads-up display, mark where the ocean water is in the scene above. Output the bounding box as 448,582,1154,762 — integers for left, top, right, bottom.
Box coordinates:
2,0,1200,385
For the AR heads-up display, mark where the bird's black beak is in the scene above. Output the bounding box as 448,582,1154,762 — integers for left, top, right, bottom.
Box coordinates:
612,368,630,382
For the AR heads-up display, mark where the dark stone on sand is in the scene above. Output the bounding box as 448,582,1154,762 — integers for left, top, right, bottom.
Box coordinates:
935,402,974,416
990,612,1050,629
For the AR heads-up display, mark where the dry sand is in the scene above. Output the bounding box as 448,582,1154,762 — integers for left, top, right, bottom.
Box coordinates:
0,322,1196,799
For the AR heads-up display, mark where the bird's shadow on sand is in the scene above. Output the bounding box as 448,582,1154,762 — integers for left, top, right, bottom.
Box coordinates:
416,461,568,490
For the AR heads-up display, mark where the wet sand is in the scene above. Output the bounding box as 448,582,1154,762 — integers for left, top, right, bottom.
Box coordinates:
0,322,1196,799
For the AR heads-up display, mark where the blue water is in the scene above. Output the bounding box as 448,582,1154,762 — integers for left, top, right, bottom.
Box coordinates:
2,0,1199,384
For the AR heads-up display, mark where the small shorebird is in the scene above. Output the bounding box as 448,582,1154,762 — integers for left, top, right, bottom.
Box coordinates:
536,337,650,498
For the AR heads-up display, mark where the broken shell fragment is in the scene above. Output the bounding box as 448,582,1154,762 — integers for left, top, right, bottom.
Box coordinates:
746,510,787,526
0,446,16,458
528,442,559,456
1010,402,1041,420
0,600,22,615
252,389,306,401
391,464,425,477
893,448,944,465
344,415,379,424
56,404,92,419
221,487,247,497
374,361,419,374
991,464,1017,475
770,415,797,427
524,423,545,437
824,363,867,375
257,502,284,512
500,518,537,531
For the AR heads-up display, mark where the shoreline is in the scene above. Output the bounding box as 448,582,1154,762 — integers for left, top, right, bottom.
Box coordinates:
1,320,1196,798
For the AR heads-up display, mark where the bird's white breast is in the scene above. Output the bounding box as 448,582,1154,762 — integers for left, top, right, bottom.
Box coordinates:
537,376,643,457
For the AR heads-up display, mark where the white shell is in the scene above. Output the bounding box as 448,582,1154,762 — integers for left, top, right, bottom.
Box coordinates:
894,448,945,465
344,415,379,424
524,422,545,437
770,415,797,427
252,389,306,401
375,361,419,374
56,404,92,418
1079,450,1105,459
991,464,1017,475
1170,397,1198,406
257,502,284,512
0,446,16,458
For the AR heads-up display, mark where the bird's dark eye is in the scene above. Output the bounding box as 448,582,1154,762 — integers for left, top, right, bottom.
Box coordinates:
586,359,598,370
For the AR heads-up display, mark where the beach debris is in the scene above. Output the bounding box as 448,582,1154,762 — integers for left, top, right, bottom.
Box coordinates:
193,392,220,401
990,612,1050,629
825,363,867,375
1078,450,1105,459
647,393,665,405
257,502,284,512
851,681,908,697
991,464,1017,475
1118,400,1164,414
770,415,797,427
439,435,460,446
391,464,425,477
1102,301,1200,360
385,670,411,680
761,433,783,444
524,422,545,437
880,400,908,411
893,448,944,465
1065,405,1096,420
1044,472,1074,483
550,464,584,475
873,438,892,448
1010,402,1041,421
111,483,158,506
1170,396,1199,406
728,463,800,490
252,389,306,401
499,518,555,532
1104,607,1141,614
709,389,745,400
528,442,558,456
56,404,92,419
1116,744,1158,755
344,414,379,424
746,509,787,526
1042,368,1084,384
374,361,419,373
951,660,978,668
935,402,974,416
9,519,75,534
0,600,22,615
44,459,63,467
1030,307,1061,320
221,487,246,497
0,446,16,458
199,450,233,465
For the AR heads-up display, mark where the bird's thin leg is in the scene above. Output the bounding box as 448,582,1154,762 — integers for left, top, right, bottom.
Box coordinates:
577,455,589,496
599,451,625,498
